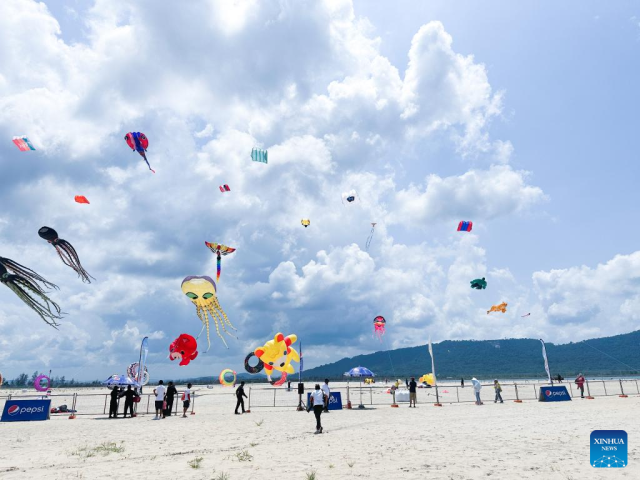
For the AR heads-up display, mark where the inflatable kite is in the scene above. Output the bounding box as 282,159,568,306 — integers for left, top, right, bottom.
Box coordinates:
169,334,199,366
34,374,51,392
126,362,150,385
0,256,62,327
244,332,299,386
457,221,473,232
373,315,386,341
419,373,435,386
74,195,90,204
219,369,236,387
204,242,236,283
219,185,230,193
251,147,268,164
470,277,487,290
342,190,358,205
301,219,310,228
181,276,236,351
38,227,94,283
0,371,3,387
12,136,35,151
124,132,155,173
487,302,507,314
366,223,377,250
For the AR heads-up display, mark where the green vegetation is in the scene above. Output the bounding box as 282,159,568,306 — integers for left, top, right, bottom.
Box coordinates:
188,457,203,469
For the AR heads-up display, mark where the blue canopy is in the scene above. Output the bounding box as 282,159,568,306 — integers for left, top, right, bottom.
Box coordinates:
344,366,375,377
102,374,140,387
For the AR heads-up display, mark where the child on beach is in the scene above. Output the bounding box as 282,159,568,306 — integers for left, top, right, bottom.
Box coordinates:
493,380,503,403
575,374,585,398
472,378,483,405
182,383,192,417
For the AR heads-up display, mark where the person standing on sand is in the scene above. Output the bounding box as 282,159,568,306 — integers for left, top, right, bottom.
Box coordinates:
575,373,586,398
310,384,325,434
472,378,483,405
407,377,417,407
461,378,464,388
109,386,120,418
153,380,166,420
321,379,331,412
182,383,192,417
493,380,503,403
120,385,137,417
235,381,248,414
165,381,178,417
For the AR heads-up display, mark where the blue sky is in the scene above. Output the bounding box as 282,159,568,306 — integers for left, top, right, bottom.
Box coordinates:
1,0,639,381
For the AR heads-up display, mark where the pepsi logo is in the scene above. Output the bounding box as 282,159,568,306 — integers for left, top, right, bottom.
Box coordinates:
545,390,552,396
7,405,20,416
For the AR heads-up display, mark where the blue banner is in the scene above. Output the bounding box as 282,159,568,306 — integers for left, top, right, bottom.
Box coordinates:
1,399,51,422
538,386,571,402
306,392,343,410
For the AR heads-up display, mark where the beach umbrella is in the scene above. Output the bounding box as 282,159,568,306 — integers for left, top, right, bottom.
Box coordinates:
102,374,141,388
344,366,375,408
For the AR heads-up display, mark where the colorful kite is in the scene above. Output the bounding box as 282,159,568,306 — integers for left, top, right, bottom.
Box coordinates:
219,369,236,387
124,132,155,173
38,227,94,283
181,276,236,351
251,147,268,164
74,195,90,204
219,184,230,193
301,219,310,228
169,334,199,366
457,221,473,232
243,332,299,386
12,136,35,151
0,256,62,327
419,373,435,386
487,302,508,314
470,277,487,290
373,315,386,341
342,190,358,205
126,362,150,385
365,223,377,250
204,241,236,283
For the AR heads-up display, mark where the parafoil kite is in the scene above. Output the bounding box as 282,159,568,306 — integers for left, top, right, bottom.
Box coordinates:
373,315,386,341
204,242,236,283
419,373,435,386
126,362,150,385
38,227,94,283
219,185,230,193
457,221,473,232
470,277,487,290
12,136,35,151
487,302,507,314
169,333,199,366
0,256,62,327
219,369,236,387
244,332,299,386
181,276,236,351
124,132,155,173
251,147,268,164
301,219,310,228
74,195,90,204
365,223,377,250
341,190,358,205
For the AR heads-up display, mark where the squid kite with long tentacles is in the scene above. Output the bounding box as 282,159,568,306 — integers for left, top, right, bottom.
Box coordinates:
38,227,94,283
0,256,62,327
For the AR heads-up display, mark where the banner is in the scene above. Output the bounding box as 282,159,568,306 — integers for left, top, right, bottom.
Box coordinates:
307,392,342,410
1,399,51,422
540,339,552,384
428,337,437,385
538,386,571,402
138,336,149,387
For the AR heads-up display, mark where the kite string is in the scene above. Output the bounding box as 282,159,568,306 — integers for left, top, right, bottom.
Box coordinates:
581,341,639,372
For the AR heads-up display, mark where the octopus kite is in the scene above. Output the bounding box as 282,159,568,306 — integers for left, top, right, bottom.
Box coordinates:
470,277,487,290
373,315,386,341
124,132,155,173
487,302,507,314
181,275,236,351
0,257,62,327
204,241,236,283
38,227,94,283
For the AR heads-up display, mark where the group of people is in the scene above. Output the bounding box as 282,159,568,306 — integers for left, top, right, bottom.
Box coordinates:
108,384,140,418
152,380,192,419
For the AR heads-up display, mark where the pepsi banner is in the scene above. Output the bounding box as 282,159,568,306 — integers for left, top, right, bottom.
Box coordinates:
1,399,51,422
306,392,343,410
538,386,571,402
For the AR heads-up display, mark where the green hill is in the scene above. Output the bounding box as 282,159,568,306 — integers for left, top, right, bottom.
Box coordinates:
302,330,640,380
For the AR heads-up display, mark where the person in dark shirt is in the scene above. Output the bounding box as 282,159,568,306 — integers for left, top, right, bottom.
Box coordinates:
165,381,178,417
407,377,417,408
109,387,120,418
235,381,248,414
461,378,464,388
120,385,137,417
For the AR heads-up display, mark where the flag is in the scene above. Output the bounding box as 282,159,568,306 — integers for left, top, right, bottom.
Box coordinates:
428,337,437,386
540,339,551,384
298,342,303,382
138,337,149,387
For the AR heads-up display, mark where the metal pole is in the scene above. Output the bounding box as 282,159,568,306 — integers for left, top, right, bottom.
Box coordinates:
514,383,522,403
273,388,276,407
146,393,150,413
246,387,251,413
636,380,639,395
103,394,107,414
585,380,594,399
369,386,372,405
602,381,607,396
619,379,628,398
434,384,442,406
456,386,460,403
191,392,195,415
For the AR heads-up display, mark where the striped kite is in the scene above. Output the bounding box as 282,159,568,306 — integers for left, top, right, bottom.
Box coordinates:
12,136,35,151
457,221,473,232
251,148,268,164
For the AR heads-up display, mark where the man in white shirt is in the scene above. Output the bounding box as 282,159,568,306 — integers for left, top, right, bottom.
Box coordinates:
182,383,192,417
310,384,326,434
153,380,166,420
321,379,331,413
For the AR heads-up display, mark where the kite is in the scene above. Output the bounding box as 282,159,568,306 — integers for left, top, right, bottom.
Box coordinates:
341,190,358,205
373,315,386,342
74,195,90,204
124,132,155,173
0,371,3,387
487,302,507,314
126,362,150,385
219,184,230,193
204,241,236,283
34,374,51,392
181,275,236,351
12,136,35,151
521,313,531,317
365,223,377,250
169,334,199,366
243,332,299,386
219,369,236,387
470,277,487,290
38,227,94,283
457,221,473,232
0,256,62,327
419,373,435,386
301,219,310,228
251,147,268,164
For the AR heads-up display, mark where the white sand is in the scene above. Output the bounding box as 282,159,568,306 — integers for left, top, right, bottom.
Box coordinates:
0,382,638,479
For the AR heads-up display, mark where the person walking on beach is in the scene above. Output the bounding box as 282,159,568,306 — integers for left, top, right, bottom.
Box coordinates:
407,377,417,407
575,373,586,398
472,378,483,405
321,379,331,412
153,380,166,420
461,378,464,388
182,383,192,417
310,384,326,434
165,381,177,417
493,380,503,403
235,381,248,414
109,386,120,418
120,385,137,417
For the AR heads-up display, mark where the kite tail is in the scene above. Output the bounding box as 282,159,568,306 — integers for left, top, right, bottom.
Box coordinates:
195,306,212,353
141,152,155,173
216,253,221,283
0,257,59,290
206,304,229,349
6,276,62,327
54,240,95,283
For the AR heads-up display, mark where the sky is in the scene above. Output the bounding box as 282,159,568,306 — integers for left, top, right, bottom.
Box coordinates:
1,0,639,381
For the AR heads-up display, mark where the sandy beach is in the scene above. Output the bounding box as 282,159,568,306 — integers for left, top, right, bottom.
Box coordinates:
0,383,637,479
